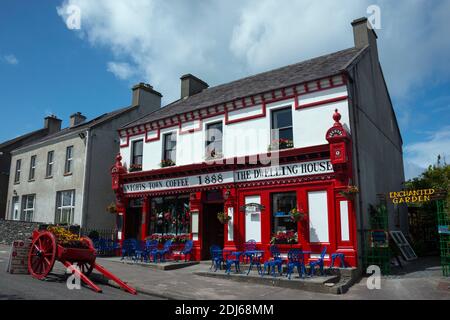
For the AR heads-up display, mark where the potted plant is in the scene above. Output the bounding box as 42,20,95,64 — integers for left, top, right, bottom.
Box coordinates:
339,185,359,200
129,163,142,172
217,211,231,224
106,202,117,214
160,159,176,168
268,138,294,151
270,230,298,245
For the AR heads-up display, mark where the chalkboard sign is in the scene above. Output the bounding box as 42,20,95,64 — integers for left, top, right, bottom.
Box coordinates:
390,231,417,261
370,230,389,248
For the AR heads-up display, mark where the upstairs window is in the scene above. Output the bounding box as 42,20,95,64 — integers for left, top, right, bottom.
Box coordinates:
205,122,223,159
64,146,73,174
130,140,143,172
46,151,54,178
270,107,293,150
29,155,36,181
14,159,21,183
162,132,177,166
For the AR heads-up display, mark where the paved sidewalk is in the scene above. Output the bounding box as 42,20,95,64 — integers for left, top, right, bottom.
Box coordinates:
95,256,450,300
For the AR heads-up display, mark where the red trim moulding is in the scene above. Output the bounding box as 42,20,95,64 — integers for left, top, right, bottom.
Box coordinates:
120,74,347,140
296,95,348,110
145,129,160,142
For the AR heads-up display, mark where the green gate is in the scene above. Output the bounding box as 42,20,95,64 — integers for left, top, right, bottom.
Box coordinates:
437,199,450,277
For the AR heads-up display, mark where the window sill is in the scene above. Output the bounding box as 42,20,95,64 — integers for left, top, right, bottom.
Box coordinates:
28,179,35,182
45,176,53,179
14,182,20,185
64,172,73,177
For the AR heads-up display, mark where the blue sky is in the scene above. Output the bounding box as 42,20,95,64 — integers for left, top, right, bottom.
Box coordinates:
0,0,449,180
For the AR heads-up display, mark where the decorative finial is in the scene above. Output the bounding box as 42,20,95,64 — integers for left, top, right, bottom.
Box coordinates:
333,109,341,125
115,153,123,166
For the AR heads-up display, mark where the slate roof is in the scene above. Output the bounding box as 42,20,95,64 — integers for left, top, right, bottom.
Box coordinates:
13,105,136,153
122,46,364,130
0,128,48,150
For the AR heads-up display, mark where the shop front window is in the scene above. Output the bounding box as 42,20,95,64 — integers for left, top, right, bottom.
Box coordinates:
148,195,190,241
271,192,297,244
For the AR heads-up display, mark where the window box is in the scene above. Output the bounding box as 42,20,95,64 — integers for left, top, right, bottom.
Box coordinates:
268,138,294,151
129,164,142,172
160,159,176,168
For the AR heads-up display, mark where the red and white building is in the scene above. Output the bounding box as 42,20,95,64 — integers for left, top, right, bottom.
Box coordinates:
111,18,406,268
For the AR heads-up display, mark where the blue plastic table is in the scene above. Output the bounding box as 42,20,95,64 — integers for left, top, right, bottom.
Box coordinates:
244,250,265,275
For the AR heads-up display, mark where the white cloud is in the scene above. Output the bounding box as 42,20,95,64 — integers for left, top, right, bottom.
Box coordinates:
404,126,450,179
55,0,450,108
2,54,19,65
107,61,136,80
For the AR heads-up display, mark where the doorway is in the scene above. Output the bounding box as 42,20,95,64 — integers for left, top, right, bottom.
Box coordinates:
125,207,141,240
201,203,225,259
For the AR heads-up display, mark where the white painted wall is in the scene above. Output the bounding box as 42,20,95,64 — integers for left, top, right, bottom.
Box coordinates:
244,195,261,242
308,190,329,243
120,86,350,170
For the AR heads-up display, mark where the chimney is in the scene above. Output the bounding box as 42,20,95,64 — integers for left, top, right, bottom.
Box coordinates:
44,115,62,134
69,112,86,127
351,17,379,63
131,83,162,113
180,74,209,99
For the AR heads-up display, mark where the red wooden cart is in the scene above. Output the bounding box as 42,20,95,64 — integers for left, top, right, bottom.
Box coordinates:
28,229,136,294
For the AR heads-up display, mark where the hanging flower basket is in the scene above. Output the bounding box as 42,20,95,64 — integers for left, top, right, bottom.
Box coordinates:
290,207,306,222
339,185,359,200
217,211,232,224
106,202,117,214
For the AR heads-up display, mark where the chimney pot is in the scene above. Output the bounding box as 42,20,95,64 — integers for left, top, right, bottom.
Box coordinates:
44,115,62,134
131,82,162,113
180,74,209,99
70,112,86,127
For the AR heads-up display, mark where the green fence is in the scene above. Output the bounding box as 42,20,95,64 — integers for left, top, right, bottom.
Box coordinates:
437,200,450,277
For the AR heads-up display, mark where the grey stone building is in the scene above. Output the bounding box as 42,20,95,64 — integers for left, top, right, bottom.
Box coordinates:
6,83,162,229
0,116,62,219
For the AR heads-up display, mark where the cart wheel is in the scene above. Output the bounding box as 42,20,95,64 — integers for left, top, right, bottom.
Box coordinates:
77,237,95,276
28,231,56,280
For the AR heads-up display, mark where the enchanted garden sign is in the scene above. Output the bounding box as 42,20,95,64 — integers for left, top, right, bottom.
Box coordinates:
389,189,435,204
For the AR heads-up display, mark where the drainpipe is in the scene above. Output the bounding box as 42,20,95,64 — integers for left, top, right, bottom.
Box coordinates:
346,68,366,268
80,129,91,228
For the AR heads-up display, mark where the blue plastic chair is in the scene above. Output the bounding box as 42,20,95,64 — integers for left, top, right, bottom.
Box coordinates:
155,240,173,262
330,252,346,269
243,240,257,264
134,240,147,262
121,238,137,260
262,245,283,277
286,249,306,280
309,246,327,276
210,245,223,271
225,252,242,274
178,240,193,262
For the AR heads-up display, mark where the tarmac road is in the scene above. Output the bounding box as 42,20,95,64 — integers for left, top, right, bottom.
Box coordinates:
0,247,164,300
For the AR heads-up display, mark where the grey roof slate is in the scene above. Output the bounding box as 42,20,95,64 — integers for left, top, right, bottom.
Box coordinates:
13,105,136,153
122,46,363,129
